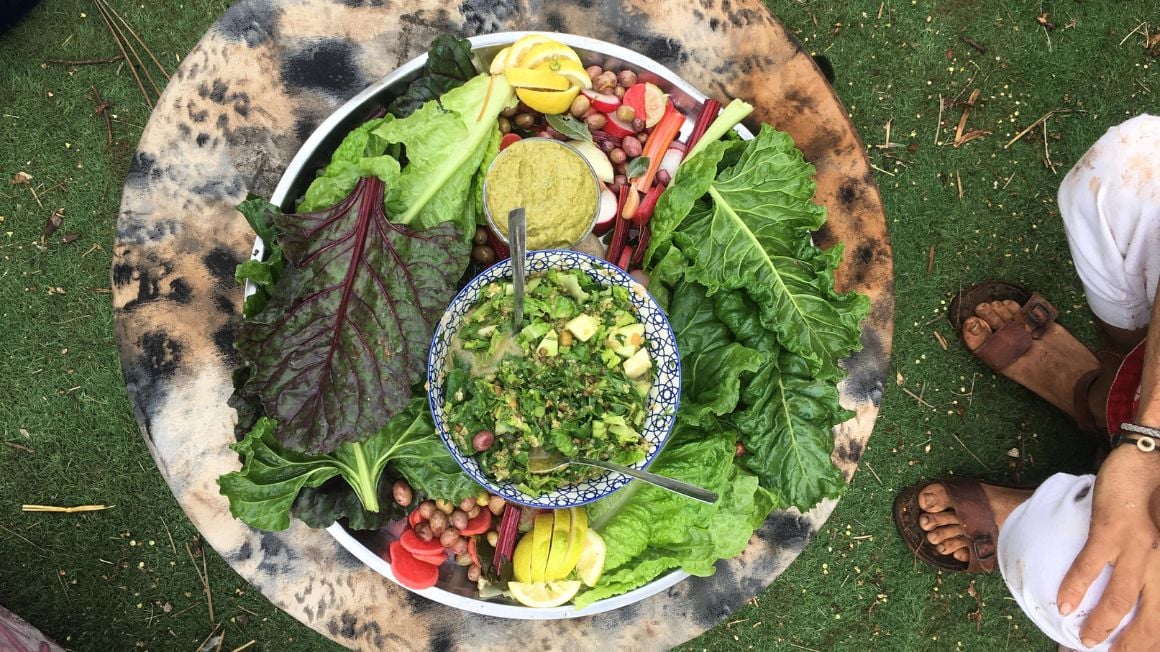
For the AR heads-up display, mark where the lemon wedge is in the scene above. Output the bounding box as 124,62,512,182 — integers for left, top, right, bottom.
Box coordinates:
559,507,588,578
529,513,555,582
508,580,583,608
516,87,580,115
504,67,570,91
518,41,583,70
511,533,535,583
506,34,557,69
488,47,512,75
575,528,606,588
535,58,591,90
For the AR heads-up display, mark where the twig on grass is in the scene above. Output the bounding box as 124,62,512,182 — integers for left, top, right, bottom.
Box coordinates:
4,441,35,454
933,330,949,351
861,460,883,485
1119,21,1148,47
869,163,896,177
934,94,944,144
1043,120,1057,174
959,34,988,53
953,89,990,147
162,520,177,555
92,0,151,107
167,600,203,620
900,386,936,410
23,504,113,513
88,86,114,148
44,55,123,65
229,642,256,652
0,522,46,551
186,542,215,626
949,432,989,469
786,643,822,652
956,171,964,199
1003,109,1068,149
927,245,935,274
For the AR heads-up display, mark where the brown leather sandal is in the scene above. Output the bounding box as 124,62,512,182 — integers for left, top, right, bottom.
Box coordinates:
948,281,1101,434
893,478,1003,574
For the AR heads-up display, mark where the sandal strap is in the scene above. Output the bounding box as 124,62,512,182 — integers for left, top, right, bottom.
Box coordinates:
967,293,1059,371
940,478,998,573
1073,368,1101,435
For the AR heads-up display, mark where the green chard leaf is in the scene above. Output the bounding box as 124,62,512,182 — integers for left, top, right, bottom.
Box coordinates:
661,125,869,379
219,398,475,531
387,35,478,118
712,289,850,510
235,196,286,318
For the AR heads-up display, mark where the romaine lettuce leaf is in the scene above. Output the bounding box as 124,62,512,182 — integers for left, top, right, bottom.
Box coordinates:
387,35,478,118
576,420,768,608
375,73,516,243
298,116,397,212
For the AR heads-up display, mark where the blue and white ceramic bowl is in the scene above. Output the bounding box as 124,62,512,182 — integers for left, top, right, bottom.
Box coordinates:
427,250,680,509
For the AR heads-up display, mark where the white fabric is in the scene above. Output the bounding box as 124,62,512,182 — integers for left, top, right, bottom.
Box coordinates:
998,473,1138,651
1058,114,1160,330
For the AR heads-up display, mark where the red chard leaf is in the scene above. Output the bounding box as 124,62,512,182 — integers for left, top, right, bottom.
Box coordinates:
238,176,467,453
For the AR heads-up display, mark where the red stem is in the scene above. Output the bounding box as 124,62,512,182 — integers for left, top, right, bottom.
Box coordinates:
630,225,651,269
606,186,631,266
683,99,722,160
492,504,522,576
487,229,509,261
633,183,666,227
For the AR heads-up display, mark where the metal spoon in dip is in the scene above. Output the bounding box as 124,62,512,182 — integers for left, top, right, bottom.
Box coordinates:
527,447,719,504
508,207,526,333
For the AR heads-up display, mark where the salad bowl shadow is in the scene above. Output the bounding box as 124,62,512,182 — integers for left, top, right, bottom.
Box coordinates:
426,249,681,509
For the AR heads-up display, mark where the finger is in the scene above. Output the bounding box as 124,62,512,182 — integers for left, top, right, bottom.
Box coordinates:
1078,553,1145,648
1058,539,1115,616
1109,556,1160,652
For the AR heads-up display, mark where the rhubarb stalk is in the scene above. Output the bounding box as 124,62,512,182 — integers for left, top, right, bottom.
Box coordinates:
621,103,686,219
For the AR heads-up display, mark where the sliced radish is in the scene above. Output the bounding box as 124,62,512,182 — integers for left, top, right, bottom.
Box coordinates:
602,111,639,139
622,83,668,128
568,139,614,183
400,528,445,556
412,551,448,566
500,133,522,150
581,88,620,112
460,509,492,536
593,186,618,236
659,147,683,181
389,541,439,590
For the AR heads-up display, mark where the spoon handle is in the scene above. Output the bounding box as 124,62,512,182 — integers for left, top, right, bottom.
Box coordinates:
576,459,718,504
508,208,526,331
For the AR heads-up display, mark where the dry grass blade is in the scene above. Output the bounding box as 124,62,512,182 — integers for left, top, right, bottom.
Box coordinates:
186,542,215,626
45,55,124,65
1004,109,1068,149
22,504,113,513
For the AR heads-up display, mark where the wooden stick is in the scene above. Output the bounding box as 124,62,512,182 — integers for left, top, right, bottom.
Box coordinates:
953,89,980,147
3,441,35,453
1043,120,1057,174
94,0,160,98
92,0,151,107
934,94,944,144
900,386,936,410
45,55,123,65
959,35,988,53
956,171,964,199
186,542,215,626
1004,109,1065,149
927,245,935,274
100,0,169,79
229,642,256,652
22,504,113,513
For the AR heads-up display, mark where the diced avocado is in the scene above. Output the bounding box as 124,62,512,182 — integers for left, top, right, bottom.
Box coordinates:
623,347,652,379
558,273,590,302
612,323,645,341
536,331,559,357
519,322,552,344
634,379,651,398
477,324,497,337
613,344,637,359
565,314,600,342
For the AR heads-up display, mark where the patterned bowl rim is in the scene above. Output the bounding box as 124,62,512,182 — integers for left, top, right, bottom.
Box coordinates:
426,249,681,508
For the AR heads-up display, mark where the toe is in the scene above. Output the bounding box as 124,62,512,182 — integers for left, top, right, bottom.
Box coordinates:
918,484,952,512
952,547,970,562
962,317,993,350
975,302,1007,330
926,524,967,545
936,536,970,555
999,299,1021,320
919,511,963,531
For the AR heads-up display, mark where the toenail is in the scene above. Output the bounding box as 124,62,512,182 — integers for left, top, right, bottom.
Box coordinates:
919,515,930,527
967,321,979,334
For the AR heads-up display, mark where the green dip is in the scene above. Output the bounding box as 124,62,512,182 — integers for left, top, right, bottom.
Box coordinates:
485,139,598,250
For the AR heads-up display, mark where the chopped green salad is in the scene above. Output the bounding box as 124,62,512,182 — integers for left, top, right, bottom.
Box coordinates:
445,269,653,495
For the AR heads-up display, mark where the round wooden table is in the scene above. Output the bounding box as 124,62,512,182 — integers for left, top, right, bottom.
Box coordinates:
112,1,893,648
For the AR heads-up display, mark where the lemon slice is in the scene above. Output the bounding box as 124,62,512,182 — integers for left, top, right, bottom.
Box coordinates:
488,47,512,75
511,533,535,583
530,513,555,582
575,528,606,588
518,41,583,70
516,86,580,115
559,507,588,577
508,580,583,608
536,58,591,90
504,67,570,91
505,34,557,70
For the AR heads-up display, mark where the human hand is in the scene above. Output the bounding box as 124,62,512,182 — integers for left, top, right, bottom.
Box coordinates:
1057,445,1160,651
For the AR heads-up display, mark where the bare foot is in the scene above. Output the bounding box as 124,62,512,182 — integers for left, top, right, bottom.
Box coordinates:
917,482,1034,562
963,299,1101,426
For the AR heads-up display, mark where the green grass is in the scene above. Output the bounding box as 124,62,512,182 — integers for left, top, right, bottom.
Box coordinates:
1,1,1158,650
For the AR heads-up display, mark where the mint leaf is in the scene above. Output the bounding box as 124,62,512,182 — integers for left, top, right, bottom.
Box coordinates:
624,155,649,180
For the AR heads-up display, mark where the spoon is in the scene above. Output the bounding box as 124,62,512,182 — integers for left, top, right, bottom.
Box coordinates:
508,208,526,332
527,447,718,504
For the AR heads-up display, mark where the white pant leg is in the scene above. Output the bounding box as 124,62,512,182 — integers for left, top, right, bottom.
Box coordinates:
1058,114,1160,330
998,473,1138,651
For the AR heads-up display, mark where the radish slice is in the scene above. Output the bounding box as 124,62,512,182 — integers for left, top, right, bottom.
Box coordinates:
593,187,618,236
659,147,683,181
581,88,620,112
602,111,638,139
